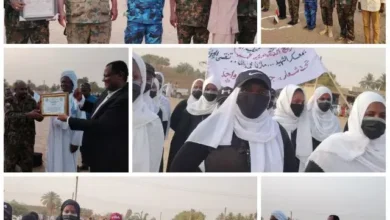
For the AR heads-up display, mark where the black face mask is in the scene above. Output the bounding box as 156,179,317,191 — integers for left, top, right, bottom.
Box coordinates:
62,215,78,220
361,117,386,140
237,93,270,119
192,90,202,99
133,82,141,102
318,101,331,112
150,91,157,98
203,91,217,102
144,82,151,93
290,104,304,117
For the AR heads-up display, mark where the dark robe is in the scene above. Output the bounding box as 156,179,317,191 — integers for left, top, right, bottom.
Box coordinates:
312,137,321,151
305,160,325,172
344,121,349,132
157,109,165,172
167,109,210,170
169,124,296,172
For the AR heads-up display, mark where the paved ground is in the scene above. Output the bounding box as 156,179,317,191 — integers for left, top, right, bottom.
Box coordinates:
261,2,386,44
161,98,348,172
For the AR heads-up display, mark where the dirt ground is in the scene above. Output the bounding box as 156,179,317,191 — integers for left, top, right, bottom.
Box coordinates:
261,2,386,44
162,98,348,171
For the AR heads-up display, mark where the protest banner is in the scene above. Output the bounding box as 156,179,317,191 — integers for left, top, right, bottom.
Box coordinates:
207,48,328,89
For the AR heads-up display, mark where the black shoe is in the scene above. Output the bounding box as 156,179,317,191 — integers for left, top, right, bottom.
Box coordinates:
262,8,269,12
288,21,294,25
279,16,287,20
308,26,316,31
290,21,298,25
304,25,308,29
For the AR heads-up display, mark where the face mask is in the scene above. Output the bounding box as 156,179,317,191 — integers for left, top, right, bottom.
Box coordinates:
150,90,157,98
144,82,152,93
62,214,78,220
317,100,331,112
203,91,218,102
290,104,304,117
192,89,202,99
237,93,270,119
133,82,141,102
361,117,386,140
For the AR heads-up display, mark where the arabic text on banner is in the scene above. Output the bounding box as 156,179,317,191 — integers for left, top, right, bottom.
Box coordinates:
207,48,328,89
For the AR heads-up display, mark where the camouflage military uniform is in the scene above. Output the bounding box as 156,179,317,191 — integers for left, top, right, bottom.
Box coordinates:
288,0,300,23
4,96,37,172
321,0,335,26
262,0,270,10
236,0,257,44
65,0,112,44
126,0,164,44
336,0,358,41
175,0,211,44
4,0,49,44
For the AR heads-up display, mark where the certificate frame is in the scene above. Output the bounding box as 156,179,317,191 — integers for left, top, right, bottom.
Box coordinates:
19,0,58,21
40,93,69,116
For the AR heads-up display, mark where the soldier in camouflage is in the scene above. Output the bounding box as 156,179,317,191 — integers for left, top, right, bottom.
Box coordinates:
319,0,335,37
336,0,358,43
288,0,300,25
236,0,257,44
262,0,270,11
126,0,165,44
58,0,118,44
4,0,49,44
4,81,43,172
170,0,211,44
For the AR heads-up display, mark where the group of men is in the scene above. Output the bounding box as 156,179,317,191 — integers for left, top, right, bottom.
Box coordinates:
4,61,129,172
5,0,118,44
127,0,257,44
262,0,385,43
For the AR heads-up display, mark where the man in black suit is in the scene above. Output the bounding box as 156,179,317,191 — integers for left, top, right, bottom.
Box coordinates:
58,61,129,172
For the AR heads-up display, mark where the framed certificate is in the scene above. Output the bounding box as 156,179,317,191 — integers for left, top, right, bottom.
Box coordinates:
40,93,69,116
20,0,58,21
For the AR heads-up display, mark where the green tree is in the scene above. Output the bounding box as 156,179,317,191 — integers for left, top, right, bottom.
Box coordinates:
41,191,62,217
359,73,376,89
133,211,149,220
4,79,10,88
80,208,94,218
375,73,386,91
36,84,50,92
77,77,89,87
8,200,29,216
305,72,339,89
27,80,36,90
141,54,171,70
173,209,206,220
125,209,133,219
176,63,195,76
90,81,104,93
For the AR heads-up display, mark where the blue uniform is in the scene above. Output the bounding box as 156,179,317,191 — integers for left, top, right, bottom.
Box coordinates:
85,95,98,119
125,0,165,44
304,0,318,29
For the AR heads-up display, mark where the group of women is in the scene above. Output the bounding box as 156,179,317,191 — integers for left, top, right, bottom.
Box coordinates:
133,52,386,173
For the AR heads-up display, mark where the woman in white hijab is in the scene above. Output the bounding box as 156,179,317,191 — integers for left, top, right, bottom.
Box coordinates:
169,70,295,172
132,53,165,172
155,72,171,138
307,86,341,150
167,76,220,170
47,71,86,172
306,91,385,172
273,84,312,172
270,210,288,220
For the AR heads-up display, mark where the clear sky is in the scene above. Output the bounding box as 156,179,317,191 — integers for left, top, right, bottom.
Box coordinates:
4,177,257,219
4,48,129,87
133,48,385,89
261,177,385,220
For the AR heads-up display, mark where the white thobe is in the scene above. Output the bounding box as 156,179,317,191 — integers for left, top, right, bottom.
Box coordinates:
46,101,85,172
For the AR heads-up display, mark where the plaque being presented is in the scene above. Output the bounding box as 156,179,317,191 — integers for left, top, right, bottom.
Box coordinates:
20,0,58,21
40,93,69,116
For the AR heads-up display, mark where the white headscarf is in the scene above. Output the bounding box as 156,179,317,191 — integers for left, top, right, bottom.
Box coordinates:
273,84,312,171
155,72,171,122
307,86,341,141
132,53,164,172
60,70,78,117
143,79,160,114
186,87,284,172
187,78,205,105
151,78,162,114
186,75,221,116
309,91,385,172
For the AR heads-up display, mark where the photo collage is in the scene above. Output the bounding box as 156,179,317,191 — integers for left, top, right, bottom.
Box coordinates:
1,0,387,220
